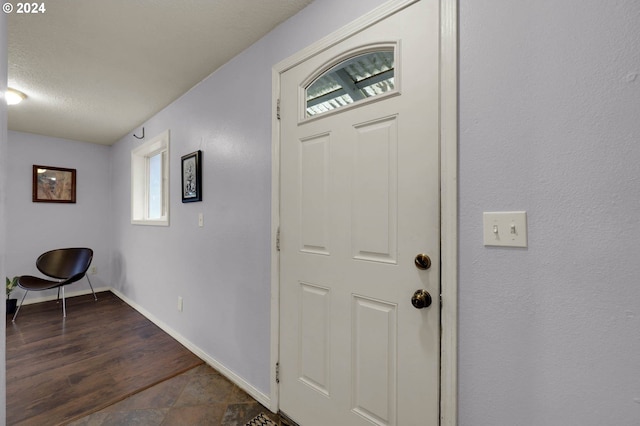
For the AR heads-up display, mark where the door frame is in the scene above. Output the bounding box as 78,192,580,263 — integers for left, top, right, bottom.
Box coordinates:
269,0,458,424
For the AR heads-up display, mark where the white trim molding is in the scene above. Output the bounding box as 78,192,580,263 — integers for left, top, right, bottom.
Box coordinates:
440,0,458,424
19,286,111,306
269,66,282,413
131,129,170,226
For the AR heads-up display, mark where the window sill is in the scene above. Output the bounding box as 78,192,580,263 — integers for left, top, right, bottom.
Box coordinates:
131,219,169,227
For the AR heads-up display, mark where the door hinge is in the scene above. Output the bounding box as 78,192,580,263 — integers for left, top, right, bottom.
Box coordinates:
276,226,281,251
276,362,280,383
277,99,281,120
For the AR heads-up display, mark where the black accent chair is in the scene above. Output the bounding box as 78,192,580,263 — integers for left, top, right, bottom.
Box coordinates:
12,248,97,321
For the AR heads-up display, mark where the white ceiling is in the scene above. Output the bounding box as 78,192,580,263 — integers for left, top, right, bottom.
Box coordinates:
7,0,313,145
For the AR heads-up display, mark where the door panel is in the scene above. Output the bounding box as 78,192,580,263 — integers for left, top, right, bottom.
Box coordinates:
352,116,398,264
351,295,397,425
299,282,331,396
299,133,331,255
279,1,440,425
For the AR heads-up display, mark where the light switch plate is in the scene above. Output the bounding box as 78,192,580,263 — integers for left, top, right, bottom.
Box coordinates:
483,211,528,247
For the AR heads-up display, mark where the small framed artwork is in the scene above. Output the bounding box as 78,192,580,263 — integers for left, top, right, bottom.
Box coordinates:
181,150,202,203
32,165,76,203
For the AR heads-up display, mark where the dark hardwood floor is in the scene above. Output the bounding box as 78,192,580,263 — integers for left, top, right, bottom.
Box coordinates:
6,291,204,425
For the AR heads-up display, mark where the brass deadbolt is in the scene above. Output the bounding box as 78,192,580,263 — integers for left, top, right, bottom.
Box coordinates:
414,253,431,270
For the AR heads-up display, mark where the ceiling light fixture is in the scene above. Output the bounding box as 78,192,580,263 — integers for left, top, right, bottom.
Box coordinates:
6,88,26,105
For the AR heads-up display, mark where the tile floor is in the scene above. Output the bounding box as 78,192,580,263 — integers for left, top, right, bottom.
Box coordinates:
69,364,282,426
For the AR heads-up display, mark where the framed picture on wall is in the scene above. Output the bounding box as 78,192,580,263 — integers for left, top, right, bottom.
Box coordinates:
32,165,77,203
181,150,202,203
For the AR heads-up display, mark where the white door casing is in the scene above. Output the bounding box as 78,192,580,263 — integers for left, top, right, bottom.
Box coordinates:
275,1,446,425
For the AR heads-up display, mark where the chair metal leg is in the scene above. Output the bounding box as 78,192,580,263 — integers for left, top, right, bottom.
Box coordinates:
12,290,28,322
62,286,66,318
86,275,97,301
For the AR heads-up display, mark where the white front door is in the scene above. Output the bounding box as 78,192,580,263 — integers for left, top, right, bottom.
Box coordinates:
278,1,440,424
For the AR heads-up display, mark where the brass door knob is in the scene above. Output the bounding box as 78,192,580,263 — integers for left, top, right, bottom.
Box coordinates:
414,253,431,270
411,289,432,309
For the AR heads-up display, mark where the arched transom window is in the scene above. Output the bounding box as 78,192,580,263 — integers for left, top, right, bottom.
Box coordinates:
305,49,395,117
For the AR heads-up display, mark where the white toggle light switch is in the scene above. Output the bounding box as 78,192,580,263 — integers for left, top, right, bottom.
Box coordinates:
198,213,204,227
483,211,527,247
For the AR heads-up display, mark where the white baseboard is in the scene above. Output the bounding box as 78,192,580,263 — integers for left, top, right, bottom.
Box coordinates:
109,288,272,410
19,286,111,305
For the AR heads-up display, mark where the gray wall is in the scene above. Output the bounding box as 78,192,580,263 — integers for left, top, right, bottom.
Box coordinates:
109,0,388,396
5,131,112,301
459,0,640,424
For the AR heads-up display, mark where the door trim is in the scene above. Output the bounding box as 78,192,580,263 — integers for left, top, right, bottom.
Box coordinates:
270,1,458,424
439,0,458,424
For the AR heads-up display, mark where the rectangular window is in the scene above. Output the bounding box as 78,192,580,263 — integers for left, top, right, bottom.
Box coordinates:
131,130,170,226
147,151,164,219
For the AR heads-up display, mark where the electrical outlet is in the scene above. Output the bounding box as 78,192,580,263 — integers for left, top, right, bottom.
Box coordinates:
178,296,183,312
89,266,97,275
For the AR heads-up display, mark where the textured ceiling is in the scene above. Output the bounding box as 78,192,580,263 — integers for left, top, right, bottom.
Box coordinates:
7,0,313,145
